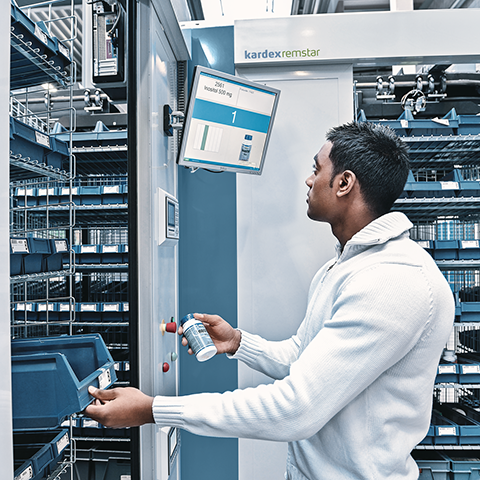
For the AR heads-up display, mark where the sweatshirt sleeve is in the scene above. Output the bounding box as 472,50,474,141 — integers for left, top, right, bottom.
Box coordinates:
226,329,301,380
153,263,447,442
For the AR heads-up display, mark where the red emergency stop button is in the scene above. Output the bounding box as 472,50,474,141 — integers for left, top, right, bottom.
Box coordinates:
163,362,170,373
165,322,177,333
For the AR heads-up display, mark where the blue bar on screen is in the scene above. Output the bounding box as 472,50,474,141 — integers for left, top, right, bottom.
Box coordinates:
192,99,271,134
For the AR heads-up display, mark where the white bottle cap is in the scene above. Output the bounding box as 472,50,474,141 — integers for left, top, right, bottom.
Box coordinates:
196,344,217,362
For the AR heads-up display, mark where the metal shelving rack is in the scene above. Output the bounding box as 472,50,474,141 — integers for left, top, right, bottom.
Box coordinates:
56,116,131,478
369,113,480,465
9,0,78,478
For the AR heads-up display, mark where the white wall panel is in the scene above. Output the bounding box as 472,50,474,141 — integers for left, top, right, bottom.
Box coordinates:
236,64,353,480
0,1,13,475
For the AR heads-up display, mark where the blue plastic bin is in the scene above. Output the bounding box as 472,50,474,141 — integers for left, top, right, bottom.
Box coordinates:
433,240,459,260
14,429,69,480
102,185,125,205
77,244,100,264
436,363,459,384
412,450,450,480
47,239,69,271
435,404,480,445
443,450,480,480
79,186,102,205
459,240,480,260
11,334,117,430
432,411,458,445
25,237,51,274
101,244,123,263
419,424,435,445
10,238,29,275
460,303,480,323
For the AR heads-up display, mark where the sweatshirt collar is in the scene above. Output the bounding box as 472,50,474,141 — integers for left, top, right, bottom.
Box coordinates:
335,212,413,257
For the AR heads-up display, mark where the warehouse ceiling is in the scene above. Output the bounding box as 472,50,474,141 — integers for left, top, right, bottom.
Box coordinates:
186,0,480,21
12,0,480,119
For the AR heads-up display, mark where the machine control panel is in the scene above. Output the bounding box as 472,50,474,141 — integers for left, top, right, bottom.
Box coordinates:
158,188,179,246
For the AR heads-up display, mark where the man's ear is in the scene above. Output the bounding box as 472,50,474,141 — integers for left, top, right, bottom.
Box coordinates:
336,170,356,197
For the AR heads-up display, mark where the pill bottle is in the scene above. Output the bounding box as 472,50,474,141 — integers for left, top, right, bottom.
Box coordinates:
180,314,217,362
239,134,253,161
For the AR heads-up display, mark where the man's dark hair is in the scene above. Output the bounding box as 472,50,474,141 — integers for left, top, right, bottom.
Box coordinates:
326,121,410,216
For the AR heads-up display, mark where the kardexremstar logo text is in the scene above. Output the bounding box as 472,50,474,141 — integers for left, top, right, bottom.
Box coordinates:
244,48,321,60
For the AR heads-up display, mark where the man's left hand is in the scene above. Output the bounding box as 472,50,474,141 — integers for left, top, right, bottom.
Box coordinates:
85,386,155,428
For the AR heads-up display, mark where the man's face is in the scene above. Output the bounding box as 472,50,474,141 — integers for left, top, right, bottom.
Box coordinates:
305,142,337,223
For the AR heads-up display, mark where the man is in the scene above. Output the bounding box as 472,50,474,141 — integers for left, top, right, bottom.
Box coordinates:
86,122,454,479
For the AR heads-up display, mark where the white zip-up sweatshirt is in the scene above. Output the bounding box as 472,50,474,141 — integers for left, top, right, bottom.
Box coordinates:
153,212,455,479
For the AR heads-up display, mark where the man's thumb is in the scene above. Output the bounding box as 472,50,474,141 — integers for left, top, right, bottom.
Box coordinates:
88,385,116,401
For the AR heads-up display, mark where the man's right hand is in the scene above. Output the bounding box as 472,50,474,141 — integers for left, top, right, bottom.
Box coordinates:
178,313,241,356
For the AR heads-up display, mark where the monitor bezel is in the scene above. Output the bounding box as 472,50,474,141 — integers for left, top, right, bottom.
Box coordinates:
176,65,280,175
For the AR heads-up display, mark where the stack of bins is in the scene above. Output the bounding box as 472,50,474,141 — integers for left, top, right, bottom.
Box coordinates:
368,111,480,475
55,118,131,471
8,0,81,477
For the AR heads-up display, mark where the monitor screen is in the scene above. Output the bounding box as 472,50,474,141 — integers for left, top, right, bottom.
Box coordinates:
177,66,280,175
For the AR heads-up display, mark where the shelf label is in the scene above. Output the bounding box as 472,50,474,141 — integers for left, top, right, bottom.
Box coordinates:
58,41,70,59
11,239,29,253
103,303,120,311
16,465,33,480
81,245,97,253
37,303,54,311
462,364,480,374
98,369,111,389
83,419,99,428
438,365,456,374
462,240,479,249
59,303,73,312
416,241,430,249
440,181,459,190
56,432,69,454
103,245,119,253
54,240,69,252
81,304,97,312
16,303,33,311
438,427,456,436
35,131,50,148
103,186,120,194
34,24,48,45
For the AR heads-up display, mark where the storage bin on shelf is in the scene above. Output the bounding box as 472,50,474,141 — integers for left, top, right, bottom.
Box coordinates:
10,0,71,89
10,238,29,275
73,440,131,480
460,303,480,323
435,403,480,445
412,450,450,480
436,362,459,384
433,240,459,260
458,240,480,260
432,411,458,445
442,450,480,480
47,238,69,271
14,429,69,480
11,334,117,430
436,355,480,384
10,117,69,172
24,237,50,274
